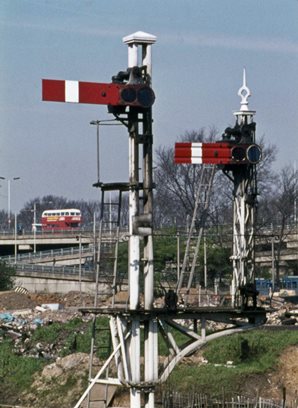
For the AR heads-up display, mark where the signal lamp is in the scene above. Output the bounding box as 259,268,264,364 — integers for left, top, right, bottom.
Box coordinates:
120,85,155,108
121,87,137,104
231,144,262,164
246,144,262,164
231,146,246,162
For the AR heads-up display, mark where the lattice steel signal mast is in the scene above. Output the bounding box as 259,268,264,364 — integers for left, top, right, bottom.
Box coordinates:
227,69,261,305
175,69,262,306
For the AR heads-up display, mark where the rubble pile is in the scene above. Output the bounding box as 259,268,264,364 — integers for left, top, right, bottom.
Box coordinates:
0,295,92,360
0,289,297,362
265,303,298,326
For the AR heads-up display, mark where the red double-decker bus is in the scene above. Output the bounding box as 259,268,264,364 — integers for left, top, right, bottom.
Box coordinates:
41,209,82,231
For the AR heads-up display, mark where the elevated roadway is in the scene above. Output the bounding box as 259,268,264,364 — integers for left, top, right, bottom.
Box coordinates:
0,229,129,256
2,246,94,266
0,230,92,253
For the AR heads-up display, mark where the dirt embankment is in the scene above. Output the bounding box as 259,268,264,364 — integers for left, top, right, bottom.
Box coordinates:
266,346,298,403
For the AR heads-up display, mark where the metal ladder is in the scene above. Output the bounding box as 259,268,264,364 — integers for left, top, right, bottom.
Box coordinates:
85,184,127,408
83,316,114,408
93,184,126,308
176,165,216,304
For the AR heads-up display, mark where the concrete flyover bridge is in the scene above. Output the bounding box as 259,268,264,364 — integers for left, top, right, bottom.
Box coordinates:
0,230,93,254
0,229,129,256
2,245,95,266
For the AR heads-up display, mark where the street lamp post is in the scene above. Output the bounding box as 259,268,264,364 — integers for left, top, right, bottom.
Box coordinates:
0,176,21,230
203,234,207,289
33,202,37,253
14,212,18,263
79,233,82,300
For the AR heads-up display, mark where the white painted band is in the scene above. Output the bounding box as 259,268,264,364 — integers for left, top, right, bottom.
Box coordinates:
191,157,203,164
65,80,79,103
191,145,202,157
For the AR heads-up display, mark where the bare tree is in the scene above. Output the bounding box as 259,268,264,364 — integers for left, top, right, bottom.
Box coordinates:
265,165,297,282
254,137,278,232
256,135,278,196
154,128,218,229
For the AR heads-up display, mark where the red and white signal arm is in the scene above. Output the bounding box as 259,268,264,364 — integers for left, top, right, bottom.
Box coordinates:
42,79,155,108
175,142,231,165
174,142,261,165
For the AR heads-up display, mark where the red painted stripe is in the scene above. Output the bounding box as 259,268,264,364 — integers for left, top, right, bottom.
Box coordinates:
79,82,121,105
42,79,65,102
202,157,231,164
175,147,192,158
202,142,231,149
174,157,192,164
175,156,231,165
175,142,192,148
203,147,231,159
175,143,193,162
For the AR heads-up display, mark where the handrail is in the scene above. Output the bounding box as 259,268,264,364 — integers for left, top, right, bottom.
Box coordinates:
1,245,94,263
14,262,95,278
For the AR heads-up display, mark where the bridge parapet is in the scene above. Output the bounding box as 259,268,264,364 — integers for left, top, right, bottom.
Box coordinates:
2,245,94,264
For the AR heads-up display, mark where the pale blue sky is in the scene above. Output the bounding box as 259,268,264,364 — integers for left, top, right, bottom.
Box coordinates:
1,0,298,213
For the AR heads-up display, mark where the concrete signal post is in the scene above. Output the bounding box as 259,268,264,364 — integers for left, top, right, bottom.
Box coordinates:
122,31,157,407
42,31,158,408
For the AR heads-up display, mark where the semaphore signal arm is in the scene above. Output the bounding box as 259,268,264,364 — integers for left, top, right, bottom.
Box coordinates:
42,65,155,111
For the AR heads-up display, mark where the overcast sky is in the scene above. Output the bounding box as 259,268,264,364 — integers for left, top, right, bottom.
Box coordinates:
1,0,298,213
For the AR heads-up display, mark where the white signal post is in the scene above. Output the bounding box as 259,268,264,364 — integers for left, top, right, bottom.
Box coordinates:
122,31,157,408
33,202,36,253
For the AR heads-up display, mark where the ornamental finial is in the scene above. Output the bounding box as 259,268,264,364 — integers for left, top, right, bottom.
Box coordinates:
237,67,251,112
